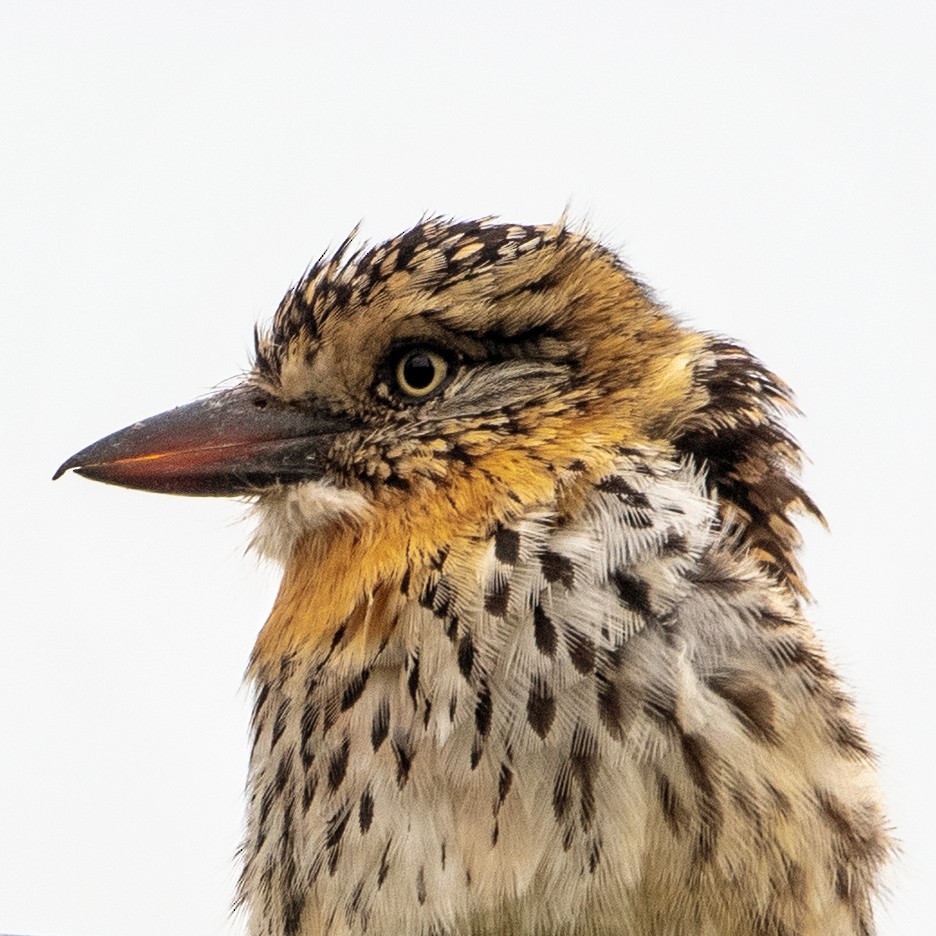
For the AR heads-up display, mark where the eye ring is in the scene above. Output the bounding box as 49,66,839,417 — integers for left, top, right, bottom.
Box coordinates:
394,348,449,398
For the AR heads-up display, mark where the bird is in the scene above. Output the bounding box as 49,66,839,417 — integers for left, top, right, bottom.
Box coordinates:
56,216,890,936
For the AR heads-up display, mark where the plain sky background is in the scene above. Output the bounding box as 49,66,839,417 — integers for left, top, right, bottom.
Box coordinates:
2,3,932,935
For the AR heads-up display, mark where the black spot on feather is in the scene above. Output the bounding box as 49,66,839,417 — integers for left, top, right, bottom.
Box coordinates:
494,525,521,563
527,675,556,738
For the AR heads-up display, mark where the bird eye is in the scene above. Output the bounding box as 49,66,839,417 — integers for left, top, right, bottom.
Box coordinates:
394,349,449,397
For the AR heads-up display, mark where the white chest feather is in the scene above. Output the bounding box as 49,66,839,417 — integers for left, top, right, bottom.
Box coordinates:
240,453,885,936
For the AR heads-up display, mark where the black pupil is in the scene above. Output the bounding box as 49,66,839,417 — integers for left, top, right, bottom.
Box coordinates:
403,353,436,390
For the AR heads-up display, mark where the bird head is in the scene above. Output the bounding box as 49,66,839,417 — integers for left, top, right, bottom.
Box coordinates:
56,217,817,665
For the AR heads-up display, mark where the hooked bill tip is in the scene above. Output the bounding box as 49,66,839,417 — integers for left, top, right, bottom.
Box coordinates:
52,448,98,481
53,450,105,482
52,459,74,481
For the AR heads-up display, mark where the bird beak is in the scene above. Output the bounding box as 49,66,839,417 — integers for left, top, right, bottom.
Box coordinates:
53,385,352,496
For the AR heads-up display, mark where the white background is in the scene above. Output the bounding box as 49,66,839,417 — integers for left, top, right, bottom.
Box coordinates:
1,3,932,935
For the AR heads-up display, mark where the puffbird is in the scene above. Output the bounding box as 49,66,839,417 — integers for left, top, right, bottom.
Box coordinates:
57,217,890,936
